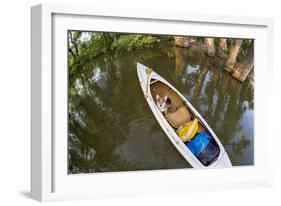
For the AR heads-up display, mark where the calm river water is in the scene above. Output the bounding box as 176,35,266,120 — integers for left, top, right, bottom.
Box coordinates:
68,45,254,173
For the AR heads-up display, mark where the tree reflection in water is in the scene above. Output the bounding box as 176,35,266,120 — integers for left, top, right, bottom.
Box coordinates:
68,46,254,174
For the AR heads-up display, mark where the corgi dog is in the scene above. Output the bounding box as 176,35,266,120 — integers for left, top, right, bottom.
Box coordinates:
156,94,171,113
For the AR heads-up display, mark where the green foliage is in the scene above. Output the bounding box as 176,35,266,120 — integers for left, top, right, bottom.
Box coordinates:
195,37,204,44
69,32,116,77
158,35,173,41
214,38,220,48
237,39,252,62
68,31,161,78
88,33,113,55
111,34,158,51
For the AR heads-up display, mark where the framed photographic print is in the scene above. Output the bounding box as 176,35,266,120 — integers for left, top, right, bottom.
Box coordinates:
31,3,274,201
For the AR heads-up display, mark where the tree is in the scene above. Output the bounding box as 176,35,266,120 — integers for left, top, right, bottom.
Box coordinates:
216,38,228,59
174,47,189,77
232,41,254,82
204,38,216,57
68,31,82,58
174,36,190,48
224,39,242,72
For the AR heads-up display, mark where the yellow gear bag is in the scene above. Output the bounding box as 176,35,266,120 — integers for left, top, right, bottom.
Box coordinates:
178,118,199,142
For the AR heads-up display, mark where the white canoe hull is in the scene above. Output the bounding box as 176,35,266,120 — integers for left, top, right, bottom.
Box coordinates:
137,63,232,168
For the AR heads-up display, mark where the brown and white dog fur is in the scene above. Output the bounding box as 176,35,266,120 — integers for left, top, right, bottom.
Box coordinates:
156,94,171,114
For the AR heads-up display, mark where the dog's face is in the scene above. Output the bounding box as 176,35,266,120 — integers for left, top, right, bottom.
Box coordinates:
156,94,171,113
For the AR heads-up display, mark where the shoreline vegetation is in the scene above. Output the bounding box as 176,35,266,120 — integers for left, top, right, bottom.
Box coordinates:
69,32,254,82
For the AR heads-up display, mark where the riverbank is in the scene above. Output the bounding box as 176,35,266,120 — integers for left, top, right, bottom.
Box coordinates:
69,32,253,83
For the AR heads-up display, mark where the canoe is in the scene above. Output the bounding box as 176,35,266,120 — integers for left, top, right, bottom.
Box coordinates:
137,63,232,168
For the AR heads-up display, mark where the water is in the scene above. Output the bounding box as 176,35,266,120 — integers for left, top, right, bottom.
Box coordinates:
68,45,254,174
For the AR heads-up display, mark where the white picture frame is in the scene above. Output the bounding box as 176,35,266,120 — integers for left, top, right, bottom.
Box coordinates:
31,3,274,202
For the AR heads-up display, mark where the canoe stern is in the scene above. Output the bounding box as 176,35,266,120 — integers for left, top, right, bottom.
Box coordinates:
215,151,232,168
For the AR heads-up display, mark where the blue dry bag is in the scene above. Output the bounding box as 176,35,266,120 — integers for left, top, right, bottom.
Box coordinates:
186,132,211,156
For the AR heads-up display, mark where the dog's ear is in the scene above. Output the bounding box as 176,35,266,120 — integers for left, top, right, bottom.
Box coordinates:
156,94,160,100
166,97,171,105
164,96,168,101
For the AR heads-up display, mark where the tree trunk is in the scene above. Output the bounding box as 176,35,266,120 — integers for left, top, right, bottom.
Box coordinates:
174,47,188,77
68,48,76,59
216,38,227,59
232,41,254,82
224,39,242,72
174,36,190,48
204,38,216,57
